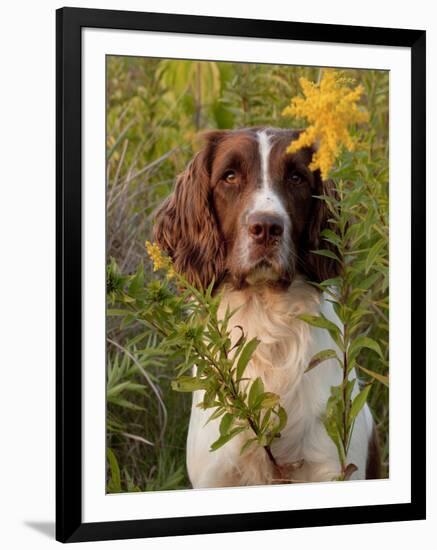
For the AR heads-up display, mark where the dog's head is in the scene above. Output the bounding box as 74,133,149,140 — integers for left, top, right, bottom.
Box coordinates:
154,127,339,289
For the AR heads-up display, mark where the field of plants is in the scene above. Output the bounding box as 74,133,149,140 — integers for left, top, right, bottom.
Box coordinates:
106,56,389,492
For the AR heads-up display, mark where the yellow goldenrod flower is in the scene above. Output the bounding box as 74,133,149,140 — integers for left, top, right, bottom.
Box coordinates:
282,70,369,179
145,241,175,279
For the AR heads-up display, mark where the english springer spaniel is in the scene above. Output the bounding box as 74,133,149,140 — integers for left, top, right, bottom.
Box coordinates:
154,127,380,488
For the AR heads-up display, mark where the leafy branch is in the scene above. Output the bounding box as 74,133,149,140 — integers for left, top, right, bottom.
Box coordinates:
107,253,289,477
283,70,389,480
301,175,389,479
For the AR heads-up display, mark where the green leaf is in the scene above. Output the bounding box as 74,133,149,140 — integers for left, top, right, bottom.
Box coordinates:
205,278,215,300
107,308,130,316
349,336,383,362
298,314,339,333
345,378,356,405
202,387,220,409
107,448,121,492
236,337,259,380
107,381,131,398
171,376,206,392
107,381,144,398
109,398,145,411
320,228,341,246
349,384,372,424
305,349,338,373
260,409,272,431
298,314,342,349
275,406,288,434
310,249,341,262
357,365,389,387
219,413,234,435
210,433,235,452
203,407,225,426
358,272,380,291
256,392,280,409
240,437,257,455
128,265,145,295
323,401,345,465
318,277,342,289
210,427,246,451
248,377,264,409
365,238,386,274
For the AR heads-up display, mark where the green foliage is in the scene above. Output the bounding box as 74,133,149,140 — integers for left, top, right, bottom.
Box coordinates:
107,259,287,464
299,72,389,477
106,57,389,491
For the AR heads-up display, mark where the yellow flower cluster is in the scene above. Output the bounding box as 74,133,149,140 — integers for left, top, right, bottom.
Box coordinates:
145,241,175,279
282,70,369,179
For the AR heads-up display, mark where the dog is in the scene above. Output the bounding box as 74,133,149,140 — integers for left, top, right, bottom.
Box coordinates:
154,127,380,488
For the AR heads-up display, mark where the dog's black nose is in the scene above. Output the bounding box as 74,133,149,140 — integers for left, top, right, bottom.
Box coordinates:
248,213,284,245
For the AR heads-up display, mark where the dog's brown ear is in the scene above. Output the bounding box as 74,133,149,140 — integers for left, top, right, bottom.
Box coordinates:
153,137,226,289
301,174,341,283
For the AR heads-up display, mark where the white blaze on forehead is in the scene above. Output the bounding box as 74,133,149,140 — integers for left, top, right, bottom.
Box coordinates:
251,130,288,219
258,129,273,190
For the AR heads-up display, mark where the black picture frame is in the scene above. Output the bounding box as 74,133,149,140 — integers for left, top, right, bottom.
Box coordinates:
56,6,426,543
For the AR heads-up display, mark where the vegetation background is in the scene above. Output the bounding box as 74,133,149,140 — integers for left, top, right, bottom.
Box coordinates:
106,56,389,493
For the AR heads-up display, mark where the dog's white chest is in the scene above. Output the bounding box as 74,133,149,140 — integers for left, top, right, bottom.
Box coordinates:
186,279,371,488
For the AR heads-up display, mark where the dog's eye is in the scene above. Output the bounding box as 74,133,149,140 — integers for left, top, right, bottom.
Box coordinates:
223,170,238,184
287,172,303,185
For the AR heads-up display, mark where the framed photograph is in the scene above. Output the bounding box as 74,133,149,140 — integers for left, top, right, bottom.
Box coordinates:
56,7,426,543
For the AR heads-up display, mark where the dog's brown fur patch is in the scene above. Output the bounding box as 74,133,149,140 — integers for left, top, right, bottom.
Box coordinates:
366,425,382,479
